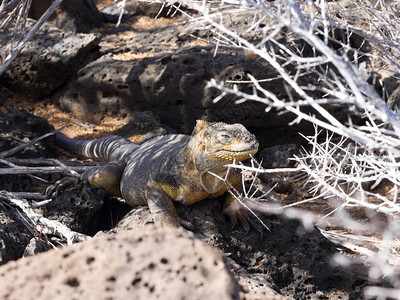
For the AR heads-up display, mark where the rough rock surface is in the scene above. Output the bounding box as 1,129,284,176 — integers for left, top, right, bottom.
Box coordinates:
258,144,299,169
100,4,139,23
0,226,243,300
0,107,55,159
0,209,33,265
0,18,101,98
29,0,104,33
55,46,316,147
384,73,400,109
56,47,280,131
109,199,365,299
42,183,108,235
0,107,55,194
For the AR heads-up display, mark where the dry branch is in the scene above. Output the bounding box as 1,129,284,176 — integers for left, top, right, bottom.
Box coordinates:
0,191,89,245
0,128,63,158
160,0,400,294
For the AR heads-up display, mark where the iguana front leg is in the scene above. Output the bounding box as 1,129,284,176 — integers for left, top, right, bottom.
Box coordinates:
145,187,180,227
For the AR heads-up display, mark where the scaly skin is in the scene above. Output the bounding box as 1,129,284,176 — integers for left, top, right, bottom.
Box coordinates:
56,120,259,228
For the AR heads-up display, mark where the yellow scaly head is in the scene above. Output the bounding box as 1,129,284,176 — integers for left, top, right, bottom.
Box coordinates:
188,120,259,170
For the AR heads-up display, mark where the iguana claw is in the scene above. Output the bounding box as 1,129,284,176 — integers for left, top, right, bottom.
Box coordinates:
223,200,264,235
45,176,78,198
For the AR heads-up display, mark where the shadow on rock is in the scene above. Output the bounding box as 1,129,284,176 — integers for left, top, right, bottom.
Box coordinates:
56,46,329,147
108,197,366,299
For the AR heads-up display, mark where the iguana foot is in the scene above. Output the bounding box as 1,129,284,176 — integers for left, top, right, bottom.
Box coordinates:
45,176,79,198
153,211,181,228
223,200,264,235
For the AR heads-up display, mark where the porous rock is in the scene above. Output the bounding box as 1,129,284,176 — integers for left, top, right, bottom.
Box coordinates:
100,4,138,23
23,237,53,257
0,107,55,193
0,18,101,98
115,111,170,142
0,210,32,265
258,144,299,169
29,0,104,33
56,47,287,134
42,183,108,236
112,198,364,299
135,1,188,18
0,225,241,300
0,107,55,160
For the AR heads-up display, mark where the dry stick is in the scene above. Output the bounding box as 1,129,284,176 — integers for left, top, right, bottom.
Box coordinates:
1,151,82,180
0,165,91,175
0,128,63,158
0,191,90,245
1,157,103,184
10,192,48,200
0,0,64,76
6,157,105,166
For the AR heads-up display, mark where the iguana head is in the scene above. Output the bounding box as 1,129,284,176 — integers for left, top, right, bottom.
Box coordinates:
186,120,259,172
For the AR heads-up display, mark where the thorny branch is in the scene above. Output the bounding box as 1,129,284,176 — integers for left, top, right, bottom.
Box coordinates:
144,0,400,296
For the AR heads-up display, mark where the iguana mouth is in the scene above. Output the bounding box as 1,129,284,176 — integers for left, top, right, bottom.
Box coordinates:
213,148,258,161
215,146,258,154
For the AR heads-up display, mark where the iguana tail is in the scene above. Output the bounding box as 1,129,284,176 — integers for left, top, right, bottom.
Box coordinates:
55,133,138,162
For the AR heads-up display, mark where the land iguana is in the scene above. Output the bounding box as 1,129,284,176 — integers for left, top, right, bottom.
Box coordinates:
55,120,259,230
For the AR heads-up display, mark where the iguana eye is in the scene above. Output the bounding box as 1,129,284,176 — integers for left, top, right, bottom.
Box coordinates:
218,132,234,143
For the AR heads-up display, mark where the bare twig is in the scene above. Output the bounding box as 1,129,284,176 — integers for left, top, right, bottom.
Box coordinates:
0,128,63,158
160,0,400,293
0,191,89,245
0,164,91,175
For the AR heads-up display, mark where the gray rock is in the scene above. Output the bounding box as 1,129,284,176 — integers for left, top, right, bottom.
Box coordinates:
23,237,53,257
42,183,107,236
258,144,299,169
107,197,364,299
358,61,382,95
115,111,170,142
0,209,32,265
56,47,283,134
29,0,104,33
0,108,56,265
136,2,175,18
101,4,138,23
0,18,101,98
0,226,242,300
